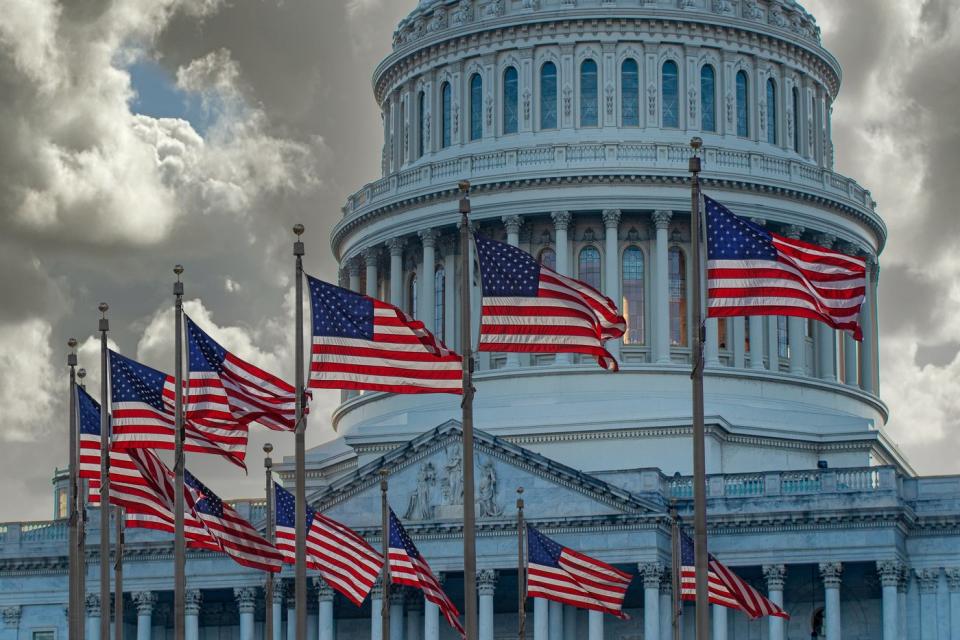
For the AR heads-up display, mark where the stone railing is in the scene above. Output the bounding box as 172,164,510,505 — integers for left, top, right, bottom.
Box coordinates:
666,466,894,500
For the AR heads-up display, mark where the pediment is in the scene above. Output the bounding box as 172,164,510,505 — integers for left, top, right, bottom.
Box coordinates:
310,421,661,530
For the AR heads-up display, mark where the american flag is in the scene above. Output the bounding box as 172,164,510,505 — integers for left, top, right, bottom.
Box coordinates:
274,484,384,606
185,471,282,573
526,524,632,619
388,510,465,638
307,275,463,394
705,195,867,339
679,528,788,620
473,234,626,371
109,350,248,469
186,314,299,433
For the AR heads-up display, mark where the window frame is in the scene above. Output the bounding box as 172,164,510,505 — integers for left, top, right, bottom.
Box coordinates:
736,70,750,138
502,66,519,135
539,61,559,130
662,60,680,129
441,82,452,149
469,73,483,141
577,245,602,290
668,245,689,347
700,64,717,133
766,77,778,145
417,89,427,158
579,58,599,128
621,244,647,345
621,58,640,127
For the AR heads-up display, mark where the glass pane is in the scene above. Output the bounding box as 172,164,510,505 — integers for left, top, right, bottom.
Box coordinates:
538,248,556,271
777,316,789,358
408,273,418,316
622,247,645,344
580,59,598,127
621,59,639,127
434,267,445,341
418,91,426,158
793,88,801,152
718,319,728,350
442,83,452,148
662,61,679,128
470,74,483,141
578,246,601,289
700,65,716,132
503,67,519,135
669,247,687,346
767,79,778,144
736,71,749,137
541,62,558,130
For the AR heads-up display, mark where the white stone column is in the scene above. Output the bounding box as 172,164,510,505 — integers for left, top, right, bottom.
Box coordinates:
820,562,842,640
898,571,909,640
815,234,838,381
861,256,878,394
388,238,406,307
945,568,960,640
371,581,384,640
750,315,766,370
316,579,335,640
478,570,497,640
133,591,156,640
588,610,603,640
442,237,457,345
85,596,100,640
533,598,549,640
705,318,721,367
235,587,257,640
548,600,563,640
785,225,806,375
918,569,940,640
603,209,622,362
405,590,423,640
308,600,320,640
640,562,663,640
502,217,524,368
365,247,381,299
563,606,578,640
652,210,673,364
348,257,363,293
764,564,786,640
659,577,673,640
732,317,746,368
287,596,297,640
878,561,902,640
712,603,727,640
424,598,439,640
419,230,438,332
185,589,202,640
552,211,573,365
390,590,405,640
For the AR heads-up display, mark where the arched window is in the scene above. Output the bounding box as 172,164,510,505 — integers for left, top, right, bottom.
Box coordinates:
503,67,519,135
792,86,801,152
470,73,483,141
407,272,418,317
540,62,558,130
736,71,749,137
434,266,446,341
441,82,452,148
766,78,778,144
538,248,556,271
621,59,640,127
669,247,688,347
700,65,716,132
580,59,599,127
578,246,601,289
662,60,679,128
622,247,645,345
417,90,426,158
399,100,405,162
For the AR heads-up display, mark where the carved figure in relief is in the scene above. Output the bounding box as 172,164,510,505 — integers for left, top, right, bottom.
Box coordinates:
477,459,504,518
688,87,697,119
647,84,657,118
405,462,437,521
713,0,734,14
725,91,734,124
605,85,615,117
521,0,540,9
743,0,763,19
482,0,504,18
522,89,531,121
563,85,573,118
451,0,474,25
441,446,463,505
769,8,789,28
427,10,447,32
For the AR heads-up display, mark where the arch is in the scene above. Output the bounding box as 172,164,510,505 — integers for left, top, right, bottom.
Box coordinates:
580,59,599,127
540,61,559,130
792,86,801,152
736,70,749,137
407,271,418,317
434,265,446,341
417,90,427,158
441,82,452,148
503,66,519,135
469,73,483,141
621,246,645,345
766,78,778,144
578,246,601,289
700,65,716,132
538,247,557,271
669,246,688,347
621,58,640,127
662,60,680,128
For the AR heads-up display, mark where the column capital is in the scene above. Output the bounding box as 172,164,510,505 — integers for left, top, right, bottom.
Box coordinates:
749,217,767,227
763,564,787,590
419,228,440,248
551,210,573,231
363,246,382,265
945,568,960,592
502,215,524,235
84,594,100,617
1,605,21,627
132,591,157,616
371,577,385,599
185,589,203,615
638,562,665,588
387,237,407,257
602,209,622,229
652,210,673,230
916,568,941,594
346,256,363,277
234,586,259,614
313,577,336,602
404,586,424,611
784,225,805,240
877,560,905,588
819,561,843,588
815,233,836,249
659,571,673,596
478,569,498,596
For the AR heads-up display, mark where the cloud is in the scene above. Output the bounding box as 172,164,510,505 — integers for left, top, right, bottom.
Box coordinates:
0,319,57,443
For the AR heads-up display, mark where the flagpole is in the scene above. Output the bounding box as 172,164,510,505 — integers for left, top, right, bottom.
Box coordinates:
688,137,710,640
114,506,124,640
458,179,479,640
293,223,308,640
670,502,681,640
380,469,391,640
68,338,80,640
173,264,186,640
78,366,88,640
516,487,525,640
264,443,275,640
97,302,110,640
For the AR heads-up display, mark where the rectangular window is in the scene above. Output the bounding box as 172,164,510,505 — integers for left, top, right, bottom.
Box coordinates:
33,632,55,640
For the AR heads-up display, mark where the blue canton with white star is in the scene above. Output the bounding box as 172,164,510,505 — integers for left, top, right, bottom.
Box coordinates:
704,195,778,261
78,384,101,436
526,525,564,568
307,275,375,339
109,351,168,411
274,482,314,529
474,234,541,297
185,471,223,517
389,510,421,559
679,527,696,565
185,315,227,374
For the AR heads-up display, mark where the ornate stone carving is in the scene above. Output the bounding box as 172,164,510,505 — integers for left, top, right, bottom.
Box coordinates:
486,93,494,127
639,562,664,588
477,458,503,517
759,100,766,132
371,577,385,600
713,0,734,15
453,102,460,135
552,211,572,231
563,85,573,118
819,562,843,588
521,0,541,9
234,586,258,614
502,215,524,236
652,210,673,230
482,0,504,19
877,560,904,588
945,568,960,592
784,225,805,240
688,86,697,120
743,0,763,19
769,8,789,28
427,10,447,32
404,461,437,520
602,209,622,229
647,84,657,117
424,112,431,145
478,569,498,595
419,228,439,248
916,568,940,594
85,594,100,617
815,233,836,249
346,255,363,278
133,591,157,616
605,84,615,117
561,0,576,6
363,246,382,266
314,578,336,602
451,0,474,26
725,91,734,124
582,227,596,242
522,89,532,122
409,17,426,41
680,0,697,9
186,589,203,615
763,564,787,590
1,606,21,627
750,217,766,227
441,445,464,506
387,237,406,257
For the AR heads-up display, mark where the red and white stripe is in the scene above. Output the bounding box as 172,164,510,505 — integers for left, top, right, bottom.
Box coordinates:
388,548,465,638
527,548,633,619
194,498,282,573
708,233,867,339
681,561,789,620
310,301,463,395
480,268,626,371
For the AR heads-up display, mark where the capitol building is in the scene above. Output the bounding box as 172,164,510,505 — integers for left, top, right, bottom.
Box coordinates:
2,0,959,639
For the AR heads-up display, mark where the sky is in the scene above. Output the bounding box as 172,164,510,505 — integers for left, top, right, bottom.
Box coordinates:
0,0,958,521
